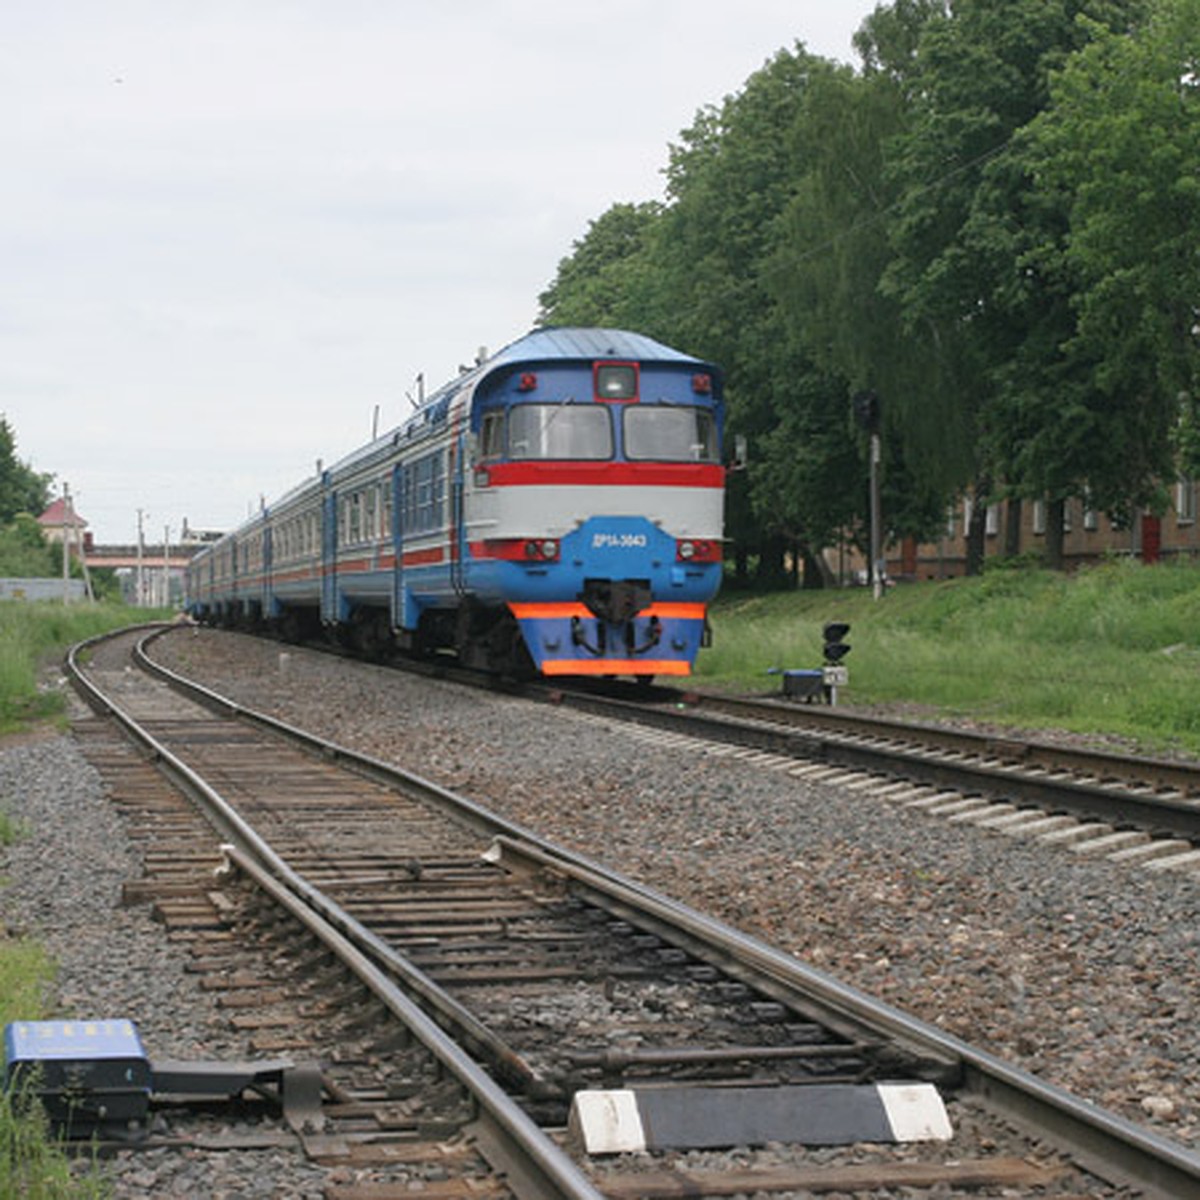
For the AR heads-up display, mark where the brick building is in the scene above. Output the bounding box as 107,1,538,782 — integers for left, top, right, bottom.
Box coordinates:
886,478,1200,581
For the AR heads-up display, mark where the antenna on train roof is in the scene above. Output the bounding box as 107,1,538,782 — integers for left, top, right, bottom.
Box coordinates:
406,373,425,410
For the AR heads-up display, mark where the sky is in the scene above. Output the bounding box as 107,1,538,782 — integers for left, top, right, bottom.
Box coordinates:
3,2,878,546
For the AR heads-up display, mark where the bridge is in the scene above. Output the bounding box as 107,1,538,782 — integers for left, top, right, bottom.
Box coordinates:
83,544,202,572
80,543,207,606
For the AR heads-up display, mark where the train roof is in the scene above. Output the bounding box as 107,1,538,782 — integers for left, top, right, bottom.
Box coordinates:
418,327,720,413
485,327,714,370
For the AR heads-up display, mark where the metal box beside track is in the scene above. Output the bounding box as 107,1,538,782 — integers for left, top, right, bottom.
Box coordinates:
3,1019,151,1132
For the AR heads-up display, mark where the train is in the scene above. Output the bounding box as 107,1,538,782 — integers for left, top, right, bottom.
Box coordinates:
185,327,727,680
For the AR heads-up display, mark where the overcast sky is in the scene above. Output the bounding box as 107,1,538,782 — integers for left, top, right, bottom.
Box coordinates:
3,2,878,545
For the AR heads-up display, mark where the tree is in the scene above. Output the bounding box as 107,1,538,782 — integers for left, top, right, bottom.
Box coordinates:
879,0,1150,568
537,202,663,328
768,8,958,533
0,417,52,523
645,47,875,583
1019,0,1200,490
0,514,58,577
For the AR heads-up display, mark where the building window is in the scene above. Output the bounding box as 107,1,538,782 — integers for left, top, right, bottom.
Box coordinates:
1032,500,1046,535
1177,477,1197,525
985,505,999,536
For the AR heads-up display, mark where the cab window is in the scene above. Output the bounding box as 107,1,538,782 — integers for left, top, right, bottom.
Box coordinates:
624,406,718,462
508,404,613,460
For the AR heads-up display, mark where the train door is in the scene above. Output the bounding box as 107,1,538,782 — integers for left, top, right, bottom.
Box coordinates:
321,485,339,624
450,431,466,595
262,523,274,618
390,462,407,630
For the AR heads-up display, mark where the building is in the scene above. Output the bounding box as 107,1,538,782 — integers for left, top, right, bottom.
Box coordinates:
37,497,92,551
886,478,1200,581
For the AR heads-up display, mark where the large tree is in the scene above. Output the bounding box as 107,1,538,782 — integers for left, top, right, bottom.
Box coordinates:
880,0,1149,567
769,2,953,547
649,47,879,583
1019,0,1200,489
0,417,52,524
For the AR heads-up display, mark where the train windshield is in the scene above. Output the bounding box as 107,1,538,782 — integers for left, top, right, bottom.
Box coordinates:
508,404,613,460
623,406,719,462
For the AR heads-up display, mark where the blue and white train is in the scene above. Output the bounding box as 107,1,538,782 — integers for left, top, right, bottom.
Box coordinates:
185,327,727,680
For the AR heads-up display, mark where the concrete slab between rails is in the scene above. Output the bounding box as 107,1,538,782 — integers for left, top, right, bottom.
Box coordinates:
567,1082,952,1155
1144,847,1200,874
1000,813,1076,837
1107,838,1193,865
1070,830,1149,856
1039,822,1113,846
926,797,991,817
903,791,965,811
949,802,1016,824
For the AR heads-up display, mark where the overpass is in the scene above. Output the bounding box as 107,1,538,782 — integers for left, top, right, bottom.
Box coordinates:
83,543,203,572
82,542,208,606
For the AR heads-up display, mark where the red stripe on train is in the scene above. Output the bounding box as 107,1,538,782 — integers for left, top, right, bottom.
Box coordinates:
478,462,724,488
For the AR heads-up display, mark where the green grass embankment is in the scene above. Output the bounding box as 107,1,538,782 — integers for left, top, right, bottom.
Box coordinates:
702,559,1200,756
0,603,173,732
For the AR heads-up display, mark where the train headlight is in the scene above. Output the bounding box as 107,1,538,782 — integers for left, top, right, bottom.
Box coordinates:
594,362,639,402
524,539,559,561
675,539,721,563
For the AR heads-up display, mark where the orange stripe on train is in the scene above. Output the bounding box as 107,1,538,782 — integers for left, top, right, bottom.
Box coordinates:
508,602,707,621
540,659,691,677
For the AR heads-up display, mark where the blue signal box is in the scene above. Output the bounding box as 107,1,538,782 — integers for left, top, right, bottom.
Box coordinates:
4,1019,151,1132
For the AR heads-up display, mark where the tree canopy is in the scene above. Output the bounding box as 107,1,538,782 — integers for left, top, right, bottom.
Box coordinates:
538,0,1194,579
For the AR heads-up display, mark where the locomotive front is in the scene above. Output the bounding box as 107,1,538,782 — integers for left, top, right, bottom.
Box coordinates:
464,331,725,679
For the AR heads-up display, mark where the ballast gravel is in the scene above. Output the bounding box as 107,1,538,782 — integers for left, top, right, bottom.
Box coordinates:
1,625,1198,1196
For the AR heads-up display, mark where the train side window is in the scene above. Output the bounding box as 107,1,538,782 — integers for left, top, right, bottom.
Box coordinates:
480,411,505,460
364,486,378,540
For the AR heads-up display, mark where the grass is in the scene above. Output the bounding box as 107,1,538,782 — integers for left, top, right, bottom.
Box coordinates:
700,558,1200,756
0,939,108,1198
0,600,169,1198
0,602,173,733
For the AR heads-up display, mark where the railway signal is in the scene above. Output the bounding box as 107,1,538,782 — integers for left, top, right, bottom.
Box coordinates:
823,622,851,664
822,621,850,704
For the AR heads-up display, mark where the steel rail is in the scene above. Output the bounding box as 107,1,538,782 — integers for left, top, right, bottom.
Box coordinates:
66,629,605,1200
685,690,1200,797
126,627,1200,1200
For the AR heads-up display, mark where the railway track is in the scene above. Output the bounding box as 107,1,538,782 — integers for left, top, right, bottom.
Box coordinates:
62,624,1200,1198
239,623,1200,858
533,681,1200,866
